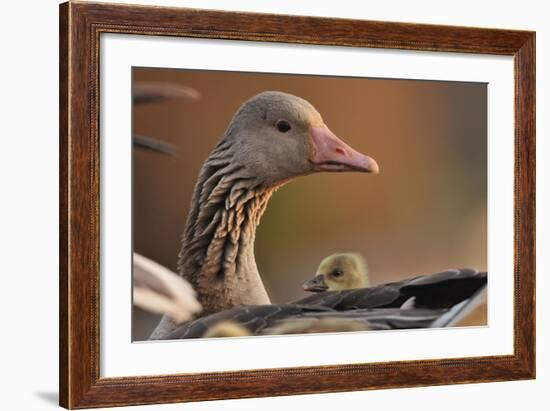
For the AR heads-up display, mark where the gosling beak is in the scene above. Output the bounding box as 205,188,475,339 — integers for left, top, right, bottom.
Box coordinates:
303,274,329,292
310,126,379,174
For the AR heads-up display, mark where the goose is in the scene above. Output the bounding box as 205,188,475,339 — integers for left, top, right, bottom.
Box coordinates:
303,253,369,292
301,254,486,320
150,91,486,340
150,90,379,339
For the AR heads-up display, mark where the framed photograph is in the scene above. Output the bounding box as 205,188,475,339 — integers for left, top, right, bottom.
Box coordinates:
59,2,535,408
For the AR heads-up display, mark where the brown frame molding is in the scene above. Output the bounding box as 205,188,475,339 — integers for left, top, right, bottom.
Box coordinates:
59,1,535,408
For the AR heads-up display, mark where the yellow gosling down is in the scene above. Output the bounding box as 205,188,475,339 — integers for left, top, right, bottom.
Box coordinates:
202,321,252,338
202,318,369,338
303,253,369,292
263,318,370,335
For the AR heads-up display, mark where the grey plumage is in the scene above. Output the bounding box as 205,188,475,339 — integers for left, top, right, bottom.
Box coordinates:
149,91,485,340
165,268,487,339
294,268,486,310
151,91,380,339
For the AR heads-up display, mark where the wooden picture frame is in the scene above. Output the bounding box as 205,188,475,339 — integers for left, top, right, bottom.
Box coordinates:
59,1,535,408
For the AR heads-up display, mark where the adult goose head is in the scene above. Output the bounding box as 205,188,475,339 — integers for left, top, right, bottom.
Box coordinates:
303,253,369,292
177,91,378,318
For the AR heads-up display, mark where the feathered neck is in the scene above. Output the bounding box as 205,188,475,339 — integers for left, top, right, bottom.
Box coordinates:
178,138,273,316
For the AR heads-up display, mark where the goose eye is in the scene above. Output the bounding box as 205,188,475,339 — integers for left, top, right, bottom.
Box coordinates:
331,269,344,278
276,120,291,133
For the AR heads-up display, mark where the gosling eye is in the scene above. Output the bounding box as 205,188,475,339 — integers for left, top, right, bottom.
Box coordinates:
331,269,344,278
275,119,292,133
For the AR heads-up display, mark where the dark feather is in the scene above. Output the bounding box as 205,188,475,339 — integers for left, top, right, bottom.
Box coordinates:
165,269,487,339
166,304,332,339
293,269,487,310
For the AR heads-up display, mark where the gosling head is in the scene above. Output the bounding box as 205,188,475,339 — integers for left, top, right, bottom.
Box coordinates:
303,253,369,292
222,91,379,188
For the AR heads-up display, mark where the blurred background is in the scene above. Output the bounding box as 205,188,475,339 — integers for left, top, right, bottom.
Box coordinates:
132,68,487,340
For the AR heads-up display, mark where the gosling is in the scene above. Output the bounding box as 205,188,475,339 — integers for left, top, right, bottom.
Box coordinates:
303,253,369,292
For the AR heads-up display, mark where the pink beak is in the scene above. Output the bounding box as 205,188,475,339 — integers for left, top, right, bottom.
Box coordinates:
310,126,379,174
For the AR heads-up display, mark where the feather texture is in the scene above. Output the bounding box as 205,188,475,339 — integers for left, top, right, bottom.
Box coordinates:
133,253,201,323
149,92,485,340
165,269,486,339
